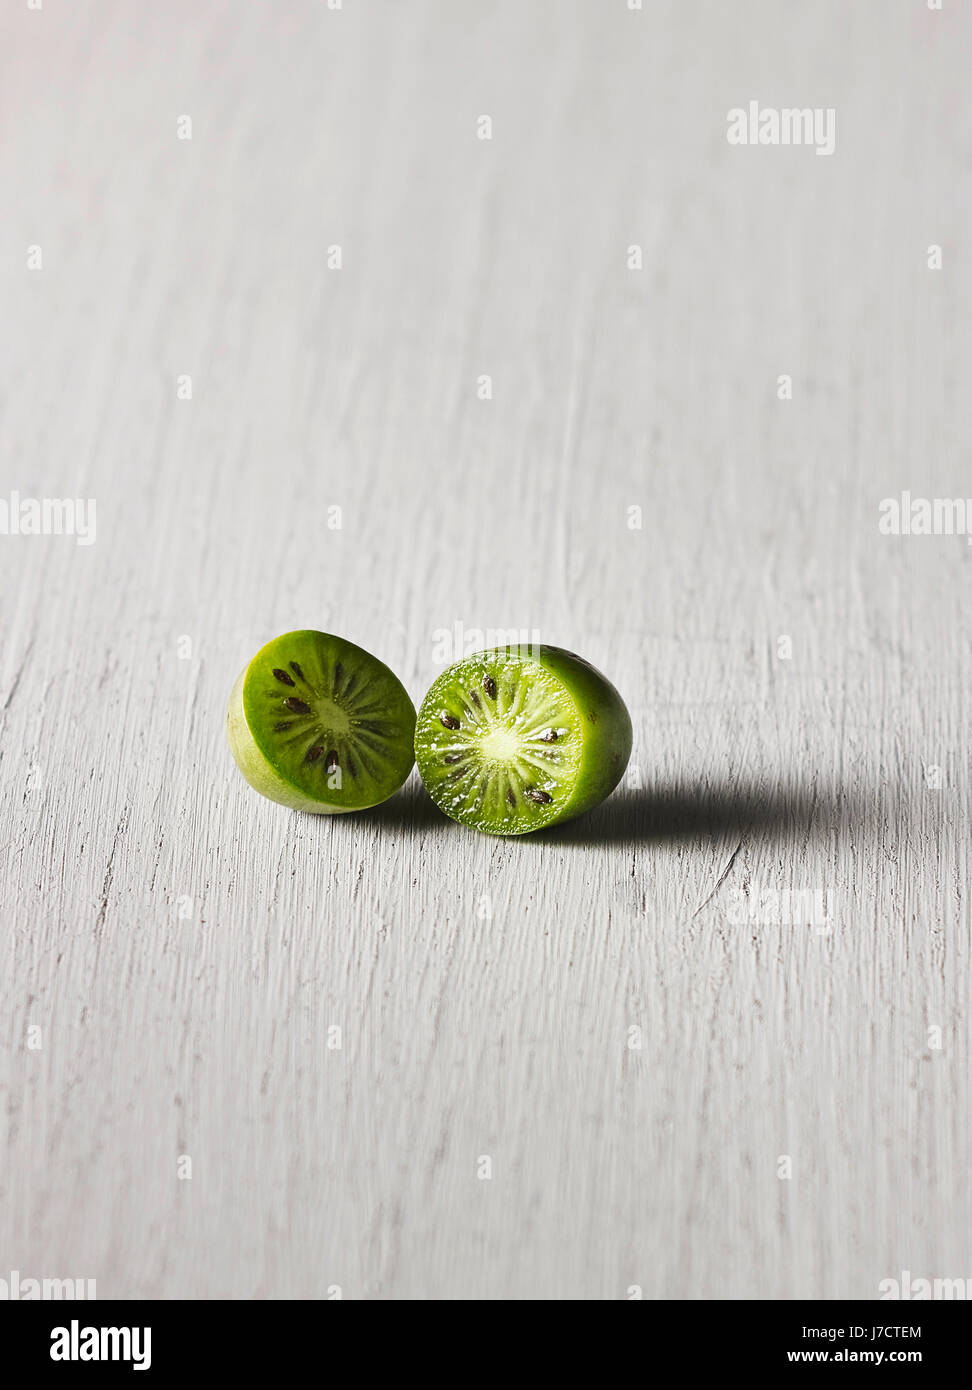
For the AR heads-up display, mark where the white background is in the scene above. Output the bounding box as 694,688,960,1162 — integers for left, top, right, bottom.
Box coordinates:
1,0,969,1298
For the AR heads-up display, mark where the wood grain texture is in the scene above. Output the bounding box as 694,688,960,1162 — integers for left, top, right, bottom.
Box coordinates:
1,0,969,1299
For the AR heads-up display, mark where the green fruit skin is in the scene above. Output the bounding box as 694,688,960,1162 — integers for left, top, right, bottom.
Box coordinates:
415,645,633,834
526,646,632,828
225,641,416,814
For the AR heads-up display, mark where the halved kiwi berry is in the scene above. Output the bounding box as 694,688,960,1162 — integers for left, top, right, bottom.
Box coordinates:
226,630,416,813
414,646,632,835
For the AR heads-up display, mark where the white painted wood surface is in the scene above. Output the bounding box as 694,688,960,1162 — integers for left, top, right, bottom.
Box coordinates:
1,0,969,1299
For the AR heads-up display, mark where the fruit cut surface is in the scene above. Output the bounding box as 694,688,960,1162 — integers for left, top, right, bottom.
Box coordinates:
414,646,631,835
227,630,416,813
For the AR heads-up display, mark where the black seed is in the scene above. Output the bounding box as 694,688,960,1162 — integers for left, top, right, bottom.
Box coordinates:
284,697,311,714
289,661,304,681
506,788,516,807
525,786,552,805
273,721,293,732
483,675,497,699
304,745,324,763
449,769,466,782
346,754,357,778
273,668,295,686
443,753,465,765
334,662,343,691
469,689,481,707
541,728,558,742
440,712,460,730
324,749,339,771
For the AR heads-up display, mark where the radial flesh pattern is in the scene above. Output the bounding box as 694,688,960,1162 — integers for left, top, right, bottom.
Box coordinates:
226,630,415,813
414,646,631,835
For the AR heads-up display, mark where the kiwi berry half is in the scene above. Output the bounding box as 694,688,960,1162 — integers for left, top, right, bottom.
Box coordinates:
226,630,416,813
414,646,632,835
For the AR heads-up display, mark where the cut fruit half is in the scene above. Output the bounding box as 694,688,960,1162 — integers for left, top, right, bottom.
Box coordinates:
226,630,415,813
414,646,632,835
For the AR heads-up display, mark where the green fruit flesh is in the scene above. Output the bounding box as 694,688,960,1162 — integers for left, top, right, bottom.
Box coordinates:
414,646,632,835
227,631,415,813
